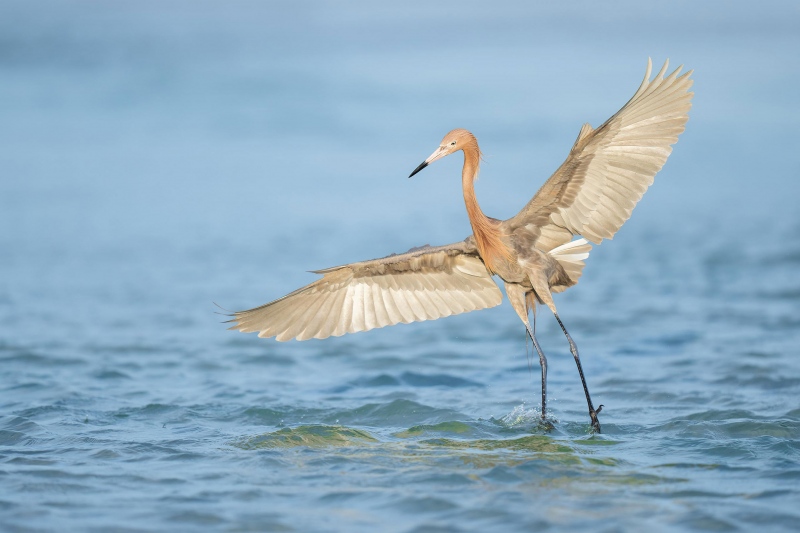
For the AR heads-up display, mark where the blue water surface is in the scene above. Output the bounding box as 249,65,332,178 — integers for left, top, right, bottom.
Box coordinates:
2,1,800,531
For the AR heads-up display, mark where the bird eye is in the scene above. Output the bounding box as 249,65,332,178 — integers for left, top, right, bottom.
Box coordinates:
450,141,457,146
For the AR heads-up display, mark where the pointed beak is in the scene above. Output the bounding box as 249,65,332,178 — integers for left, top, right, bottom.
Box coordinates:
408,146,448,178
408,161,428,178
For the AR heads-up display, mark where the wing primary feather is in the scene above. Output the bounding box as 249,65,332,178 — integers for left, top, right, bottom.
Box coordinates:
507,58,693,252
296,292,334,341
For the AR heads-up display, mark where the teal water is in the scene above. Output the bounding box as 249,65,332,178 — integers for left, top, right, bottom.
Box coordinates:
2,1,800,531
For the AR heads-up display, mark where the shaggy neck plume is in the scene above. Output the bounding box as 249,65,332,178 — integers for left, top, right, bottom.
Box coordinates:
460,140,512,274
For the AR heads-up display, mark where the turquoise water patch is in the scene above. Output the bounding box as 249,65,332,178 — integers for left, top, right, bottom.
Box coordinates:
234,425,378,449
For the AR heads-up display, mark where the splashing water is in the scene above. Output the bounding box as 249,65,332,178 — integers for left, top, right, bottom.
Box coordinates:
496,403,555,429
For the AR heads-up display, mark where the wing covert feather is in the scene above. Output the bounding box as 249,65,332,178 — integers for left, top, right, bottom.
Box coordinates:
228,241,503,341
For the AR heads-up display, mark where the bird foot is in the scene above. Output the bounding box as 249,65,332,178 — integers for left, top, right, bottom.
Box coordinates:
589,404,603,433
538,414,555,432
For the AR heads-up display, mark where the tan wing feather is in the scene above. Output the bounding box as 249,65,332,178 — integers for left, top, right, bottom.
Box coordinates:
508,58,694,250
228,241,503,341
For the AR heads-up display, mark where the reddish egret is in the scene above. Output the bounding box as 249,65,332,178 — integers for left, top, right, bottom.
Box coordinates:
228,59,694,431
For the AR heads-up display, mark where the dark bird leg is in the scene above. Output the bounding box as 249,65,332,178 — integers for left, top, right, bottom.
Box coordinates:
505,283,551,424
525,324,547,420
554,313,603,432
523,322,548,421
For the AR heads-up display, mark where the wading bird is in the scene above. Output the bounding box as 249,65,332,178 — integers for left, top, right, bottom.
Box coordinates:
228,59,693,432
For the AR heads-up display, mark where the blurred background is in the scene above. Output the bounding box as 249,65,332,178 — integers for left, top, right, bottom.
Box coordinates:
3,1,797,300
1,1,799,531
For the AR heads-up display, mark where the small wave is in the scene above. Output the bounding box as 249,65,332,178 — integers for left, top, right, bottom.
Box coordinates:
324,399,464,427
395,420,476,438
232,425,378,450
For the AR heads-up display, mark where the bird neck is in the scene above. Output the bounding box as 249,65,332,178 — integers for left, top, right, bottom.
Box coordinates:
461,144,511,274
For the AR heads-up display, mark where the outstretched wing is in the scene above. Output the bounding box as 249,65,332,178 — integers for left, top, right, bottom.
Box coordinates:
507,58,694,252
228,241,503,341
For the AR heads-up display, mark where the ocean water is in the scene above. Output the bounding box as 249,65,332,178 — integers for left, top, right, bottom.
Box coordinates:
2,1,800,531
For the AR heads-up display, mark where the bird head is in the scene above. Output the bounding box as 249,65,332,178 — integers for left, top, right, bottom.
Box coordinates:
408,129,477,178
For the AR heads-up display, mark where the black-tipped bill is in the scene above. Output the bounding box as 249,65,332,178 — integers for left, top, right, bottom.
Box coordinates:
408,161,428,178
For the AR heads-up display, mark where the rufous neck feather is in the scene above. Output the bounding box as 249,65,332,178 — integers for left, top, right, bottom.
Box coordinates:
461,142,512,273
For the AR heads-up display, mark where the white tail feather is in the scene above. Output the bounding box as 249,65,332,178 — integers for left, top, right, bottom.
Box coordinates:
549,238,592,259
548,238,592,290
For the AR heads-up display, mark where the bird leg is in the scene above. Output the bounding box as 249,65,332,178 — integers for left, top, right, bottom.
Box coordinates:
505,283,550,423
523,321,548,421
554,313,603,432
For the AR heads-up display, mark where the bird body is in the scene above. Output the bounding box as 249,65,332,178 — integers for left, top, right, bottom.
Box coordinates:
228,59,694,431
